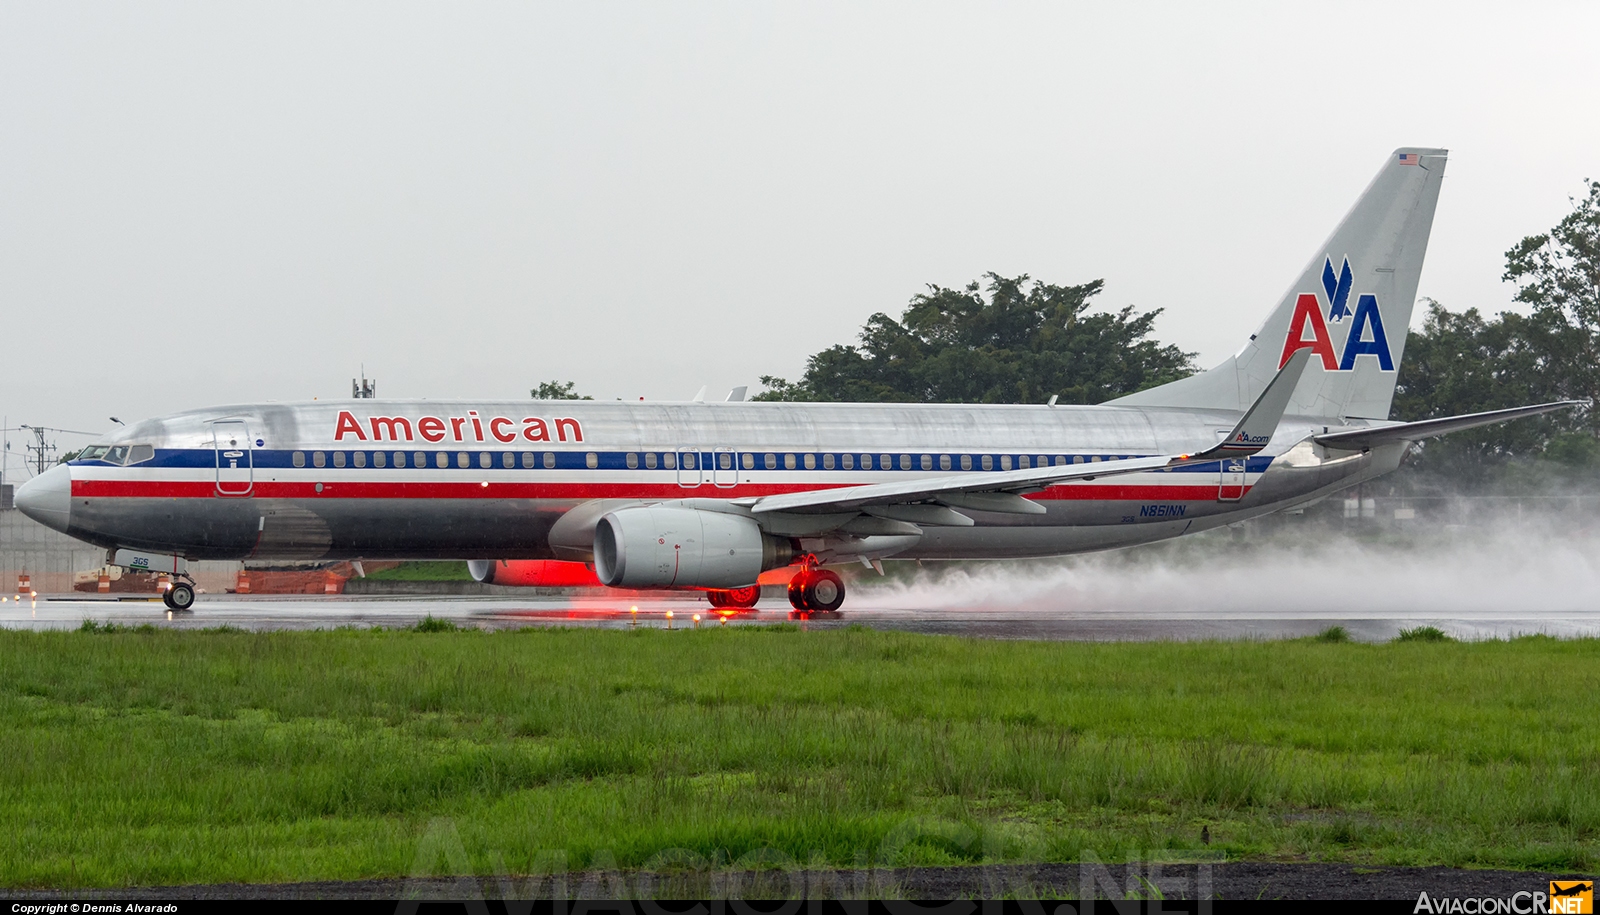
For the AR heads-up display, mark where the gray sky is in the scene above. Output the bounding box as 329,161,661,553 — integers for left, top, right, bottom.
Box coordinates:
3,2,1597,467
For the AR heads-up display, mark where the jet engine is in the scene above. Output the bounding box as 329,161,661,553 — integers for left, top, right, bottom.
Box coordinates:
467,559,602,587
593,506,793,589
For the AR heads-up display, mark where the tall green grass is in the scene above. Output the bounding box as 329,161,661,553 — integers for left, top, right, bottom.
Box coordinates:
0,626,1595,888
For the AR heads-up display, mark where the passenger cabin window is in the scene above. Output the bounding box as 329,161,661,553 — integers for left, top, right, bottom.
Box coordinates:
521,452,534,468
414,452,426,467
1001,455,1012,470
784,454,796,470
682,453,695,470
478,453,491,469
823,454,835,470
645,453,658,469
880,454,892,470
842,454,854,470
960,454,972,470
502,452,514,469
938,455,951,471
436,453,448,469
333,452,346,468
981,455,993,471
741,453,755,470
313,452,326,468
374,452,386,468
585,452,599,469
626,453,639,469
765,453,777,470
1054,455,1066,466
292,451,306,468
719,452,733,471
919,455,932,471
456,453,470,469
353,452,366,468
804,454,816,470
543,452,556,469
663,452,676,470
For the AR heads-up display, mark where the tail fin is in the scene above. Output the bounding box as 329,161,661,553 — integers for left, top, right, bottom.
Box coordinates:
1111,147,1447,420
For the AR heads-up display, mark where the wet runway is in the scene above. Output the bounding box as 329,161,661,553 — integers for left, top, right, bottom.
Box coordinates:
2,591,1597,641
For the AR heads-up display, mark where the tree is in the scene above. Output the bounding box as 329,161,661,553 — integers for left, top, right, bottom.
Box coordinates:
1390,180,1600,484
1502,178,1600,412
1391,300,1587,480
754,273,1195,404
530,381,593,401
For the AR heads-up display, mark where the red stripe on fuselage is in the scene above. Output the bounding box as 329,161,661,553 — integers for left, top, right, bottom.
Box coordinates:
71,479,1240,502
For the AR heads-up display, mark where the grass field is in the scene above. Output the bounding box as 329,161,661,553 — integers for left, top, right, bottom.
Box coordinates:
1,624,1596,889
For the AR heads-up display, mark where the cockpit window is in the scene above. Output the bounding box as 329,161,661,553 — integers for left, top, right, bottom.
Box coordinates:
77,443,154,465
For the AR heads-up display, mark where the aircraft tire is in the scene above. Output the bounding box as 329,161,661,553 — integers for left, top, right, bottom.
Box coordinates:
707,591,728,609
725,586,760,609
803,570,845,613
160,588,175,610
786,575,812,612
167,583,195,611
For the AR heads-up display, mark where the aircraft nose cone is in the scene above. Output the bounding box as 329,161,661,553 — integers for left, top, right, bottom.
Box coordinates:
15,463,72,534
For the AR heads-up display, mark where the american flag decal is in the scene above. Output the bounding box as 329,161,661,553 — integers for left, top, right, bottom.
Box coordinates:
1397,153,1421,165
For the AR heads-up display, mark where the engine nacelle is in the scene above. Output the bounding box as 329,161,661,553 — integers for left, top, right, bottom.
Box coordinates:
593,506,793,589
467,559,602,587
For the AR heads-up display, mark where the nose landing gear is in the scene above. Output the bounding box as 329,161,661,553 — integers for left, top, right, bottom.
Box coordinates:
787,561,845,619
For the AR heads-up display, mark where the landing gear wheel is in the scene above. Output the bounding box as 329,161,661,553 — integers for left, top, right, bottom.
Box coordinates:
166,582,195,611
787,575,813,613
804,570,845,614
723,585,760,609
707,591,728,609
786,568,845,618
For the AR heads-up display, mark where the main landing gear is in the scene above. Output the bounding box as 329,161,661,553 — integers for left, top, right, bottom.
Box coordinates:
162,580,196,611
706,586,761,610
787,563,845,619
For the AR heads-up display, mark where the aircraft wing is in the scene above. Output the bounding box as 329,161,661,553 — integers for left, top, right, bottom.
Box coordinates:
742,350,1313,518
1313,401,1582,450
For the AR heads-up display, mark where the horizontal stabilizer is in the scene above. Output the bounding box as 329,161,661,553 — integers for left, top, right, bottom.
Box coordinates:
1314,401,1582,449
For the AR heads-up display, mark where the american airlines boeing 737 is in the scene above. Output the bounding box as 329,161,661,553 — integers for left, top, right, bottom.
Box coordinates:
15,148,1575,614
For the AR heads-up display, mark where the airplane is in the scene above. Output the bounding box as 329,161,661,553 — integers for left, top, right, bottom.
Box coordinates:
15,147,1577,614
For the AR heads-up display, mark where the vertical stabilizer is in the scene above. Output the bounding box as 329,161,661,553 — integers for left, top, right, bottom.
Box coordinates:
1110,148,1447,420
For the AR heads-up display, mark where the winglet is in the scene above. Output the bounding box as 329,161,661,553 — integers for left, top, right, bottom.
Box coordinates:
1180,348,1312,463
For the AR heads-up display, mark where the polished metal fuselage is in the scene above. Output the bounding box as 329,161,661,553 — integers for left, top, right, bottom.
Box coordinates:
53,399,1395,563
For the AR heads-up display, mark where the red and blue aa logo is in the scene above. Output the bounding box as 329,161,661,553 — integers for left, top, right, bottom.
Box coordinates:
1278,255,1393,371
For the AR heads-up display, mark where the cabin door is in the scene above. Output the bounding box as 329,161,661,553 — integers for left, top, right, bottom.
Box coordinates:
711,447,739,489
1218,459,1246,502
213,420,253,497
675,447,703,489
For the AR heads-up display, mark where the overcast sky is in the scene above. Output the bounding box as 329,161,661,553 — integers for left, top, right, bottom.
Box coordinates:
3,2,1597,468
